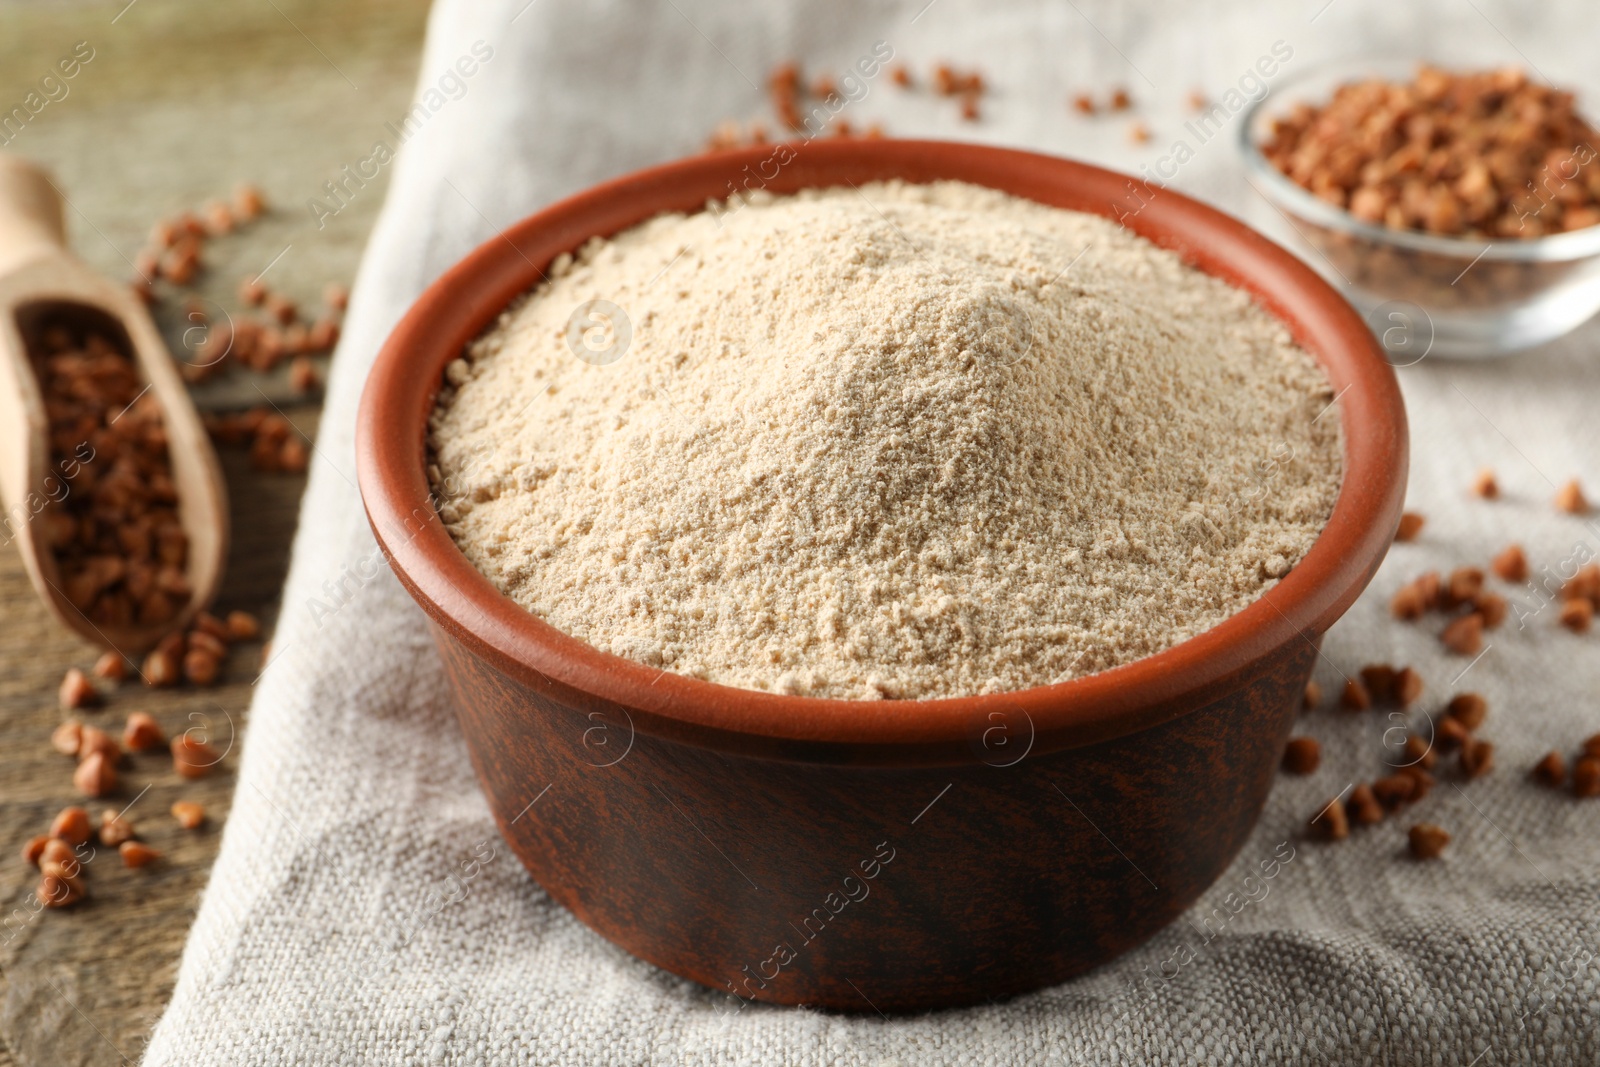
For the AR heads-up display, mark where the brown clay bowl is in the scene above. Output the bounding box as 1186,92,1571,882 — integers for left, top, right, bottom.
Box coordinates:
356,140,1407,1014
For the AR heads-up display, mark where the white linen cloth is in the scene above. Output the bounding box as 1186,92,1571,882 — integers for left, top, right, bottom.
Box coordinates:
145,0,1600,1062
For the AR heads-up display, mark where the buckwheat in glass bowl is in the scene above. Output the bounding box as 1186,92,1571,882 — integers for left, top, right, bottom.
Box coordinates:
1240,59,1600,360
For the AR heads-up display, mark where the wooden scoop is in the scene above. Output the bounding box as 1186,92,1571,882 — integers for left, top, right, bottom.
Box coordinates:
0,154,227,654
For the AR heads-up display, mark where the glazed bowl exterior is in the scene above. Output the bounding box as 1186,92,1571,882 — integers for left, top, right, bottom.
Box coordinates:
356,140,1407,1013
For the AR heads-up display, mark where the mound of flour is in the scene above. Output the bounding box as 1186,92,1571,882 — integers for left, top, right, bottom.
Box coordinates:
427,181,1341,700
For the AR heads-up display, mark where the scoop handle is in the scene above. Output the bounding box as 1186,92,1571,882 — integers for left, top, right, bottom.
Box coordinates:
0,154,67,278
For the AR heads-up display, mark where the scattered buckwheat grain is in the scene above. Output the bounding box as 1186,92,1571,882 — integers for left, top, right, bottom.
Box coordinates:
1312,796,1349,840
123,711,166,752
120,841,161,868
1394,512,1425,541
51,720,83,757
1341,678,1372,711
171,735,220,778
1282,737,1321,775
1533,750,1566,787
1347,784,1384,825
171,800,205,829
99,810,134,848
1559,598,1593,633
1460,737,1495,778
73,751,118,797
1555,479,1588,514
1490,544,1528,583
1441,613,1484,655
1573,757,1600,798
1408,823,1450,859
1446,692,1487,731
50,806,92,846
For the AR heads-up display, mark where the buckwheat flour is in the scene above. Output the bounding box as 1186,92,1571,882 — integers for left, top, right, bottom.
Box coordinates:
426,180,1341,700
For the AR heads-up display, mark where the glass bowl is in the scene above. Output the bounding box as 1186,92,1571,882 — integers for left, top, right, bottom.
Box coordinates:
1239,58,1600,361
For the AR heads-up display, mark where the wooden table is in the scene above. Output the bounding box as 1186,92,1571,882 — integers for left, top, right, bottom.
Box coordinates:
0,2,427,1062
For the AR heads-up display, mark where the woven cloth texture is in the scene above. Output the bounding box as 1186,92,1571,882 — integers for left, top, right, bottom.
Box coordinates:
145,0,1600,1062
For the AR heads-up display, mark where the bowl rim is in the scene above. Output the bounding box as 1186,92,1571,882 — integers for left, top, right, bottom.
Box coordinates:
1238,55,1600,263
356,139,1407,763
